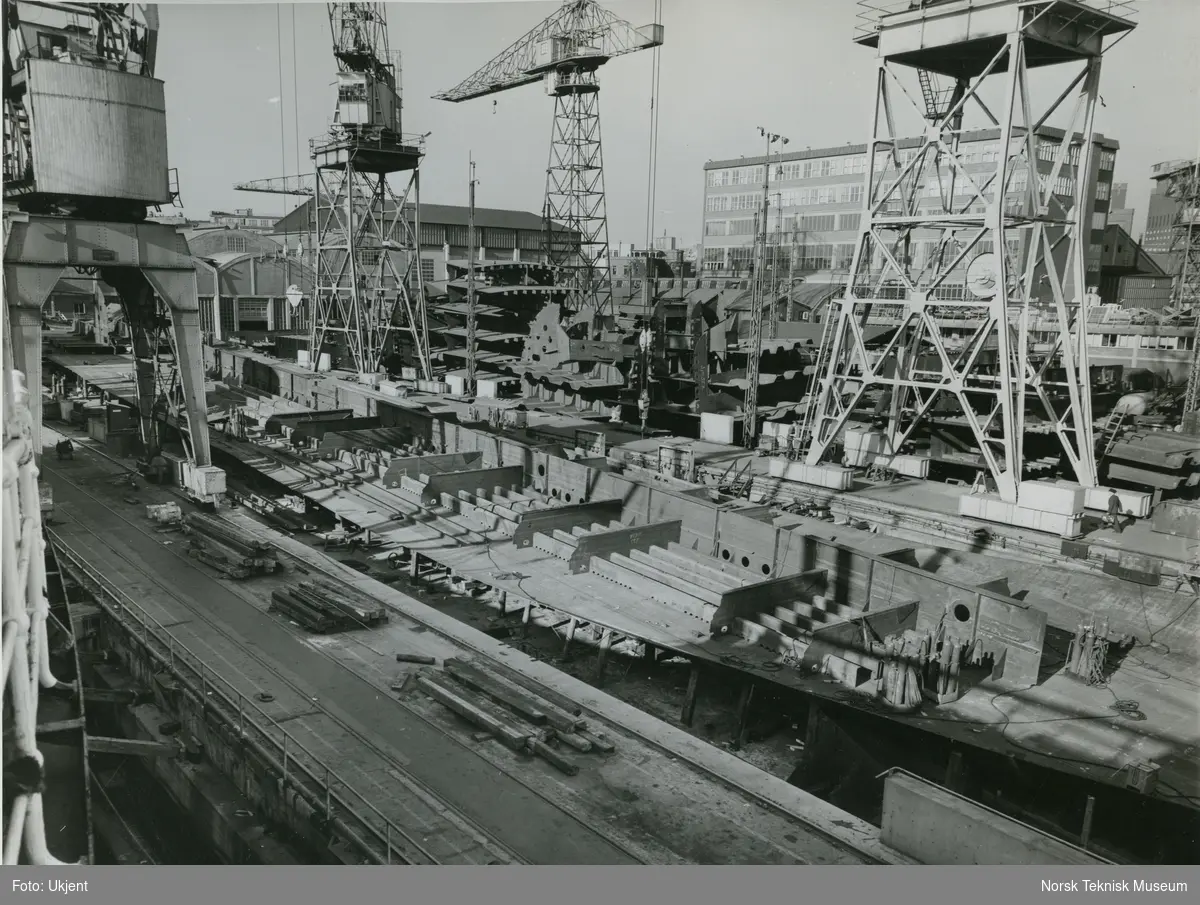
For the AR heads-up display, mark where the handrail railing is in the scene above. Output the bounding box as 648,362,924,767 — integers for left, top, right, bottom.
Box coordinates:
47,532,417,865
854,0,1139,42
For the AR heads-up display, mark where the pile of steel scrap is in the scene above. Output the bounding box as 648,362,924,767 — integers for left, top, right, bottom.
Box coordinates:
269,580,388,633
398,657,615,776
181,512,279,579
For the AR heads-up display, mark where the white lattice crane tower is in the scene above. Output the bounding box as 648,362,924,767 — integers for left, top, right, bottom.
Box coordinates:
801,0,1136,504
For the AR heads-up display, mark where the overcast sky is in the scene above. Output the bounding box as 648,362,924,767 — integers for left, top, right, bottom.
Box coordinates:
157,0,1200,247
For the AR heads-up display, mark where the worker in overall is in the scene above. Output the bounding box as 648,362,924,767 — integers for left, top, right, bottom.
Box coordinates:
1104,489,1124,534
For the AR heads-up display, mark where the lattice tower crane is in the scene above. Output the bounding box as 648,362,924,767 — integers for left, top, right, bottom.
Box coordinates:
435,1,663,322
235,3,432,380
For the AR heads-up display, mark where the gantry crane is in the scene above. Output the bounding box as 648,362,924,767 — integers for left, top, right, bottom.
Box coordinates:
801,0,1135,505
1159,159,1200,413
4,2,223,505
236,3,432,380
435,0,663,320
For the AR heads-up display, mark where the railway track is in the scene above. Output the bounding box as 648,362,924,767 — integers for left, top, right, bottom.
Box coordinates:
45,455,650,866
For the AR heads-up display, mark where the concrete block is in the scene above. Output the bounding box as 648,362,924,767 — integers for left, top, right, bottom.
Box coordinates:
1017,480,1084,516
958,493,1082,538
699,412,736,445
1082,486,1151,519
860,452,931,478
767,458,855,490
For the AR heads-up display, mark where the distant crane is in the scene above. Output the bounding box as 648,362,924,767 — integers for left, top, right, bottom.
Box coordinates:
236,3,432,380
435,0,663,320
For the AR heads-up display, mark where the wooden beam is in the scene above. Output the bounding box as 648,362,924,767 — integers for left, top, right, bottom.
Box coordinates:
560,617,578,662
680,661,701,727
80,687,145,705
733,680,755,750
87,736,178,758
595,628,613,685
36,718,85,737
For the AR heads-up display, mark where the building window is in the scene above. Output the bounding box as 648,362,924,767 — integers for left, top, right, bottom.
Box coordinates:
729,219,756,236
1096,181,1110,201
839,213,861,231
1092,212,1108,231
420,258,435,282
794,214,836,232
839,184,864,204
705,195,731,213
227,235,246,253
360,249,382,267
704,221,728,237
1097,149,1116,171
702,247,726,270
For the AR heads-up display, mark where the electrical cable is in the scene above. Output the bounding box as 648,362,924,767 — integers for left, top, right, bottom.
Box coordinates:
276,5,288,231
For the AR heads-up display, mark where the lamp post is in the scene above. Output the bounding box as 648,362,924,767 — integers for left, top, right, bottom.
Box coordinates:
744,127,789,449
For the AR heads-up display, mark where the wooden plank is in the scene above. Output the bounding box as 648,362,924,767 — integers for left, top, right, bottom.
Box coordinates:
381,452,484,488
87,736,177,757
447,658,584,731
442,659,549,725
420,465,524,505
510,499,624,548
568,519,683,574
415,675,532,753
710,568,828,636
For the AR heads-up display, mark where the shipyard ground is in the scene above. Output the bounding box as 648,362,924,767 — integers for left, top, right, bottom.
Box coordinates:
41,429,898,865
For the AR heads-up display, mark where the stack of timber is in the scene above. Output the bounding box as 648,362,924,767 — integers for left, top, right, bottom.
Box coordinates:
181,512,279,579
404,657,615,776
269,580,387,633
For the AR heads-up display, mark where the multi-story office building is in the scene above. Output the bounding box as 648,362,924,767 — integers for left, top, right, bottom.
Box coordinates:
1143,158,1197,275
1108,182,1136,236
700,127,1118,295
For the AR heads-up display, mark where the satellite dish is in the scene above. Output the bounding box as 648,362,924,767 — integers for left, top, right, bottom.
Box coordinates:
285,284,303,308
966,253,999,299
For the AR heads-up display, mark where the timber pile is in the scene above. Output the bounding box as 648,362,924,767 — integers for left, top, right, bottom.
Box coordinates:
402,657,615,776
182,513,279,579
269,580,388,633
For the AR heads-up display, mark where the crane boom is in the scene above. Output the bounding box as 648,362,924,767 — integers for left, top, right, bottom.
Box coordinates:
435,1,663,319
434,1,662,103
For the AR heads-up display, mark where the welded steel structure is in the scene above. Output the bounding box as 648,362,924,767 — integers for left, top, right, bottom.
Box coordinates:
802,0,1136,504
309,3,431,378
3,2,212,468
435,1,663,318
1159,160,1200,411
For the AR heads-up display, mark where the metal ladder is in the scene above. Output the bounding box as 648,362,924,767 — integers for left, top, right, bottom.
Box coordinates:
1096,408,1127,462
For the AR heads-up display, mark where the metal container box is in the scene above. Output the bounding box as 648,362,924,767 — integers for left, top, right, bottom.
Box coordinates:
24,59,171,203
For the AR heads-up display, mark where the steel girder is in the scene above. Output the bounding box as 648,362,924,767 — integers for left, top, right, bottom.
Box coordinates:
803,19,1117,505
309,161,431,378
544,83,613,317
